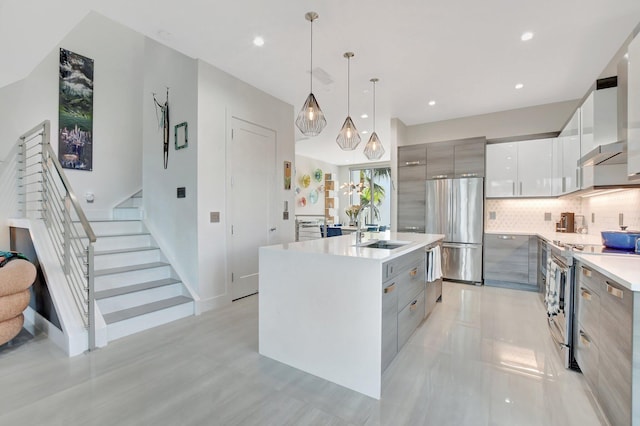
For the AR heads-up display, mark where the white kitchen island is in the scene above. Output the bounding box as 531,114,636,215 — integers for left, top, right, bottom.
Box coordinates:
258,231,444,399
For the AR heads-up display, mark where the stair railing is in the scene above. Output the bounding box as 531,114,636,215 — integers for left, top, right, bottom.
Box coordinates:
17,120,97,351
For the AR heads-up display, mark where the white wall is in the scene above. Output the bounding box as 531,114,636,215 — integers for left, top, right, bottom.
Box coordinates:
404,100,579,145
0,13,144,247
293,155,338,217
196,59,295,310
142,38,199,298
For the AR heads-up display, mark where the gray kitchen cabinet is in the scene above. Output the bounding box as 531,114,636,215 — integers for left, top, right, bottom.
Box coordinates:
484,234,537,289
628,32,640,179
381,246,441,372
574,261,634,426
397,146,427,232
426,143,454,179
454,140,485,177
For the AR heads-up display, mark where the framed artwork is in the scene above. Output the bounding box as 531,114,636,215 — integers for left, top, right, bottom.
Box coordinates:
175,122,188,150
58,48,94,171
284,161,292,190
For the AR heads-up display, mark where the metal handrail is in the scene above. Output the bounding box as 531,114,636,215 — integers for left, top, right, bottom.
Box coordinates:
17,120,97,351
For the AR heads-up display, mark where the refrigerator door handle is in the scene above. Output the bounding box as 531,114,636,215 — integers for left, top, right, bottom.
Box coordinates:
442,243,481,249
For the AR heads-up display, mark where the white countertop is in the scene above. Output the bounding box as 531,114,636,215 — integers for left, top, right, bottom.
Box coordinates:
573,253,640,291
261,231,444,261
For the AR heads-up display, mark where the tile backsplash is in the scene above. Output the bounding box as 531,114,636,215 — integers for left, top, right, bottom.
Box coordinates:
485,189,640,236
485,198,582,233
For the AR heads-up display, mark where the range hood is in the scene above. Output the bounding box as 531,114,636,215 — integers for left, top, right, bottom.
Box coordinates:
579,140,626,166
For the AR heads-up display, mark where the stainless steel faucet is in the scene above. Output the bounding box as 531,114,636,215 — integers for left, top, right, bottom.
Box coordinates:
355,205,370,245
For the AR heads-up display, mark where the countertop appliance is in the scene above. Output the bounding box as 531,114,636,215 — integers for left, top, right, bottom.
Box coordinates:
425,177,483,284
556,212,575,233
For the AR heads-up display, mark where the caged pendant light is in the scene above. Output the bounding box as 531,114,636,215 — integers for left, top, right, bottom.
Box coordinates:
363,78,385,160
295,12,326,137
336,52,361,150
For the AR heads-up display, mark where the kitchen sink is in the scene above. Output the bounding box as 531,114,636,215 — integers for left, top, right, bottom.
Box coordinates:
355,240,411,250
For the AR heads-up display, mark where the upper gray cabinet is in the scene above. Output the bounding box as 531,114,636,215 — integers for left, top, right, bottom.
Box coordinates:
397,145,427,232
425,138,485,179
398,145,427,167
628,32,640,179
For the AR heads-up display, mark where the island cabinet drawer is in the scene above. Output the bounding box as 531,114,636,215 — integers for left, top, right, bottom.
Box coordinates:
396,260,426,311
398,289,425,349
575,282,600,341
383,250,423,281
574,325,599,396
577,264,602,296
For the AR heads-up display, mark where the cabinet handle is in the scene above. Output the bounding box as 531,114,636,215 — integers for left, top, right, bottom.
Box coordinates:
384,283,396,294
460,173,478,177
562,177,566,192
409,267,418,277
606,282,624,299
576,168,580,187
409,300,418,311
512,181,515,196
582,267,592,278
579,330,591,347
497,235,516,240
404,161,420,166
432,174,448,179
519,182,523,195
580,288,592,301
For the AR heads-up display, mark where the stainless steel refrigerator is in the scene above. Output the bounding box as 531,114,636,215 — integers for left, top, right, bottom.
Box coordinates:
426,177,483,283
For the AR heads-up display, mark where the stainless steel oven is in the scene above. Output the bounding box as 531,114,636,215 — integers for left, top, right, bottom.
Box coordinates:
545,245,578,370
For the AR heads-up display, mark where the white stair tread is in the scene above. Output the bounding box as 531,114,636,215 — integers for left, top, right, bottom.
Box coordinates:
103,296,192,324
95,261,169,276
93,246,159,256
95,278,181,300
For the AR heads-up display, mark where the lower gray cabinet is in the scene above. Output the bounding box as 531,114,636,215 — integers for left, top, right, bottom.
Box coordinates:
381,279,398,372
484,234,537,289
398,290,425,349
574,261,634,426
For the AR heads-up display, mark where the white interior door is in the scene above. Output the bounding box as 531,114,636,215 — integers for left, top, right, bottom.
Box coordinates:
228,118,276,300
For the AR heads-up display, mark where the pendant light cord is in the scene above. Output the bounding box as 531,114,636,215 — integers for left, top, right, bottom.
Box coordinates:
310,18,313,93
347,56,351,115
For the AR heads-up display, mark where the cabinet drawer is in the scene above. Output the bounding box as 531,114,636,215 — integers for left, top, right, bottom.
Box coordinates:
398,289,425,349
576,283,600,340
577,264,602,296
384,250,423,281
599,279,632,362
397,261,426,310
574,325,599,395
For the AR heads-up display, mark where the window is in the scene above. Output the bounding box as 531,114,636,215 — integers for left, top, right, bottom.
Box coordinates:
346,167,391,228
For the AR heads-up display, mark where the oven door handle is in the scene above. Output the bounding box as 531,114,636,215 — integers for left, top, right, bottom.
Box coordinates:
547,317,569,349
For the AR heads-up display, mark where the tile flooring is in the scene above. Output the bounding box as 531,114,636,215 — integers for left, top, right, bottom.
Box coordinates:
0,282,605,425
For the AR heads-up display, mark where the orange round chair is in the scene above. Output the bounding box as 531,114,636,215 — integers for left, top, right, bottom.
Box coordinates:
0,259,36,345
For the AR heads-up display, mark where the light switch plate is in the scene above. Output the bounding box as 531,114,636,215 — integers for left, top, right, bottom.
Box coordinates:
210,212,220,223
283,211,289,220
489,211,496,220
544,212,551,221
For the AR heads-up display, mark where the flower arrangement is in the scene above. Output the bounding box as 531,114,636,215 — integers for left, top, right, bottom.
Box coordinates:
345,205,361,225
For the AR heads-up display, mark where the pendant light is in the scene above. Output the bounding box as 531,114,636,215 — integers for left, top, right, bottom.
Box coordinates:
336,52,361,150
363,78,385,160
295,12,326,137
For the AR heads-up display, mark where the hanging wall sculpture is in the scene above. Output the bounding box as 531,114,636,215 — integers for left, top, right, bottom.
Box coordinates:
153,88,170,169
59,48,94,171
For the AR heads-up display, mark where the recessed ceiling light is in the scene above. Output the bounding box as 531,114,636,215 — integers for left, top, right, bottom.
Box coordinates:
362,130,369,134
515,83,524,89
625,53,630,60
428,100,436,106
253,36,265,47
361,113,368,119
521,32,534,41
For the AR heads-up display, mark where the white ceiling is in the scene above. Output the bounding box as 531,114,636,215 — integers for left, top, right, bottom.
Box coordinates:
2,0,640,165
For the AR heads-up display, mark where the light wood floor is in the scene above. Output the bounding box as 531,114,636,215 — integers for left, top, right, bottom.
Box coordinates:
0,282,605,425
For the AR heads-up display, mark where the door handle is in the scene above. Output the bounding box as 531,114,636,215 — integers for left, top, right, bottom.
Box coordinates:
512,181,515,196
606,282,623,299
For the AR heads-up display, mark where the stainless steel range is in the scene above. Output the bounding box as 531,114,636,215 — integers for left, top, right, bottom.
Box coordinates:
545,241,579,370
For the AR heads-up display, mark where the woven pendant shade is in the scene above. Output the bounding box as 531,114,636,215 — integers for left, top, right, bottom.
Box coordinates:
296,93,326,137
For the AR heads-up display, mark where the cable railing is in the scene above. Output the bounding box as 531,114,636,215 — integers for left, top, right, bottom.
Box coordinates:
17,120,97,351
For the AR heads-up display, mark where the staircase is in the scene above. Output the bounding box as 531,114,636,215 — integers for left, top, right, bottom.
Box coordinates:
80,192,194,342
